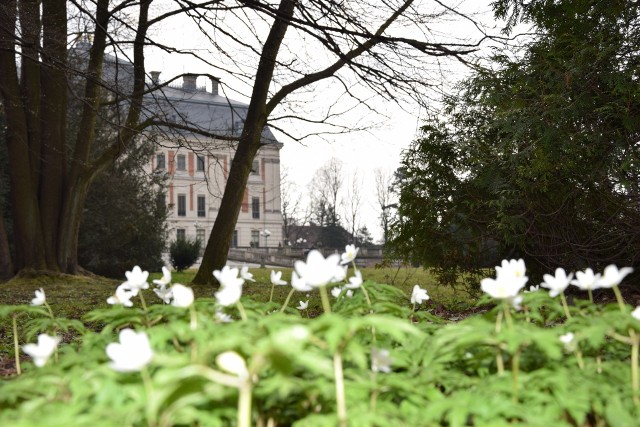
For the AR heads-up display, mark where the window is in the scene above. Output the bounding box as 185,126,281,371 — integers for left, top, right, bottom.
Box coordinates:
177,154,186,171
196,229,205,256
176,228,186,241
197,195,206,217
250,159,260,175
156,153,166,170
252,197,260,219
196,155,205,172
177,194,186,216
251,230,260,247
232,230,238,248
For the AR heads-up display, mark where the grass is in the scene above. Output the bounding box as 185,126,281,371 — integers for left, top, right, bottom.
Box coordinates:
0,265,479,362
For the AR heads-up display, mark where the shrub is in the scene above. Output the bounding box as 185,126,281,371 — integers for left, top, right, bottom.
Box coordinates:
169,238,201,272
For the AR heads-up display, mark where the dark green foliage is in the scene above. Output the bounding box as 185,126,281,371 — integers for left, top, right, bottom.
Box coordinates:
78,142,167,278
390,0,640,284
169,238,202,272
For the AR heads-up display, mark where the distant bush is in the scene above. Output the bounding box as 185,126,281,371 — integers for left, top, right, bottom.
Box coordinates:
169,238,201,272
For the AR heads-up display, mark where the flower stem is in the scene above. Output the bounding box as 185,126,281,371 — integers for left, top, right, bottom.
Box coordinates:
588,288,593,304
512,349,521,402
268,284,275,303
190,305,198,330
12,315,21,376
238,382,253,427
503,302,514,330
333,352,347,427
632,336,639,406
370,372,378,414
495,310,504,375
236,301,248,321
44,301,55,320
280,289,295,313
361,283,373,309
560,293,572,319
138,290,148,312
575,349,585,370
320,286,332,314
612,285,627,313
140,367,156,426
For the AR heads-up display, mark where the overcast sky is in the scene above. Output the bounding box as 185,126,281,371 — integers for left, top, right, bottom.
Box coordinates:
144,0,502,241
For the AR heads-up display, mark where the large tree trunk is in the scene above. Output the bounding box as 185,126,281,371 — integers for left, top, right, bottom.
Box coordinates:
0,0,151,277
192,0,297,286
0,214,13,280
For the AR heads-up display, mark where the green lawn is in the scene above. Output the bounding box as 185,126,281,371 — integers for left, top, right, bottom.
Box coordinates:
0,265,478,361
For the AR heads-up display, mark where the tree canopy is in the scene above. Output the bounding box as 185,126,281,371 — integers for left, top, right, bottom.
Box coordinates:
390,0,640,285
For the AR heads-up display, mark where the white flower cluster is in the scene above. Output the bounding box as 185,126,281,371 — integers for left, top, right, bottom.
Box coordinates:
106,266,194,308
480,259,635,312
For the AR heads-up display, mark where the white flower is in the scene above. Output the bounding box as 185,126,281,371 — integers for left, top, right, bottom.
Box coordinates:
31,288,46,306
213,266,244,289
541,268,573,298
571,268,602,291
411,285,430,304
291,271,313,292
107,283,136,307
153,286,173,304
215,284,243,306
106,329,153,372
294,250,341,288
22,334,60,367
216,351,249,379
599,265,634,288
631,307,640,321
123,266,149,292
331,286,343,298
270,270,287,286
525,285,539,293
171,284,194,308
480,273,528,299
510,295,523,311
240,265,255,282
297,300,309,310
152,266,172,287
559,332,576,352
496,259,527,280
371,348,392,373
345,270,363,289
215,310,233,323
341,244,359,265
331,265,348,283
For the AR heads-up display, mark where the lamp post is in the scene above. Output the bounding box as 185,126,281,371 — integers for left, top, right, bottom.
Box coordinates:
260,229,271,252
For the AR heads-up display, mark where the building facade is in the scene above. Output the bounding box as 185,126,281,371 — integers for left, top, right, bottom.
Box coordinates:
145,73,283,251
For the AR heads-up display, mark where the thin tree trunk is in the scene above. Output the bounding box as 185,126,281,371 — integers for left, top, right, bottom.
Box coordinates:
192,0,297,286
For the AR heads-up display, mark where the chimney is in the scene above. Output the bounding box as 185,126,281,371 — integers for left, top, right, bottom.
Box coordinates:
150,71,161,85
183,74,197,92
210,77,220,96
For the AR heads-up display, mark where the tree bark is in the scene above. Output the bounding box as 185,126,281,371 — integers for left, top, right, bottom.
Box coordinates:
0,214,13,281
0,0,151,276
192,0,298,286
0,0,47,271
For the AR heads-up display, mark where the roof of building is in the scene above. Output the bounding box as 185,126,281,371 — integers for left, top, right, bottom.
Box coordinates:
145,84,279,144
70,41,280,145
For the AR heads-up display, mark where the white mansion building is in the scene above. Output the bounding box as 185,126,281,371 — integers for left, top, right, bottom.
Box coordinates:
145,73,284,250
